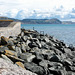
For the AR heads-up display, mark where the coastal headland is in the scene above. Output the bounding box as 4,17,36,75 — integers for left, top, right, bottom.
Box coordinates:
0,29,75,75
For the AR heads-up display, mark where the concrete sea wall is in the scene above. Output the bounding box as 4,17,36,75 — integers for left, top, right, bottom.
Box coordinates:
0,22,21,37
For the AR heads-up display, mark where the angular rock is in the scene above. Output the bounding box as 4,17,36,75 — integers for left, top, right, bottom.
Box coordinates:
6,54,24,62
5,50,17,56
1,36,9,45
16,62,25,69
15,47,22,57
49,55,61,62
20,53,36,62
26,40,31,45
43,36,50,43
63,48,71,54
36,41,42,48
24,62,45,75
21,44,26,52
7,45,15,51
49,67,62,75
28,42,38,48
0,46,9,53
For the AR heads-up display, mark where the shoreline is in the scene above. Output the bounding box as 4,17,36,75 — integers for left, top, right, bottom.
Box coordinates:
0,29,75,75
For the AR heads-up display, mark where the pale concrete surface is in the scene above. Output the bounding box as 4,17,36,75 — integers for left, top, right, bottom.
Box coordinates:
0,22,21,37
0,58,37,75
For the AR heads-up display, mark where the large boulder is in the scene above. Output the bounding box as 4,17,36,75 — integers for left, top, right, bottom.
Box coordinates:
1,36,14,45
24,62,45,75
1,36,9,45
49,55,61,62
20,53,36,62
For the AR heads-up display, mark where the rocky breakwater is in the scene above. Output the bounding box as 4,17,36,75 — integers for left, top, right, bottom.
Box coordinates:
0,29,75,75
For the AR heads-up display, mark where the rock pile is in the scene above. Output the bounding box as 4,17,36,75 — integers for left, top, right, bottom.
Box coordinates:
0,29,75,75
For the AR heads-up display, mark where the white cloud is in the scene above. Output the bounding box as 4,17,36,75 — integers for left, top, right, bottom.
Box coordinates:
0,0,75,21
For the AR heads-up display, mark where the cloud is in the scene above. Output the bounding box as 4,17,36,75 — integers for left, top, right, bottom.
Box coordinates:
0,0,75,21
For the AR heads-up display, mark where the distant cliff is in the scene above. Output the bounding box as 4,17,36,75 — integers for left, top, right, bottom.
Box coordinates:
0,17,75,24
62,21,75,24
21,18,62,24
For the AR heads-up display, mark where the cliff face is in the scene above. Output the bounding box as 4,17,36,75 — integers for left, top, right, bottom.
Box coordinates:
22,18,62,24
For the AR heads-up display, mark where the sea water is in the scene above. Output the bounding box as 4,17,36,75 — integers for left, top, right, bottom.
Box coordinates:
21,24,75,46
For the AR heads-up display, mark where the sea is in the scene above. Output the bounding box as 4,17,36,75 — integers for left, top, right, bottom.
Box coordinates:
21,24,75,47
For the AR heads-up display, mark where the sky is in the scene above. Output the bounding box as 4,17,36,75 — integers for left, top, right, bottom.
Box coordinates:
0,0,75,21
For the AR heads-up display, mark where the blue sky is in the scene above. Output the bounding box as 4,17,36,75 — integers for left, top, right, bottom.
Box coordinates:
0,0,75,21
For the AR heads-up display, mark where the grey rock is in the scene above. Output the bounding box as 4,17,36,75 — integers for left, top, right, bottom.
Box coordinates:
64,48,71,54
15,47,22,57
47,40,56,46
23,36,28,41
7,40,14,46
39,60,50,68
21,44,26,52
49,55,61,62
20,53,36,62
0,46,9,53
64,59,72,66
24,62,45,75
26,40,31,45
66,71,74,75
49,67,62,75
43,36,50,43
28,42,38,48
36,41,42,48
35,52,44,60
